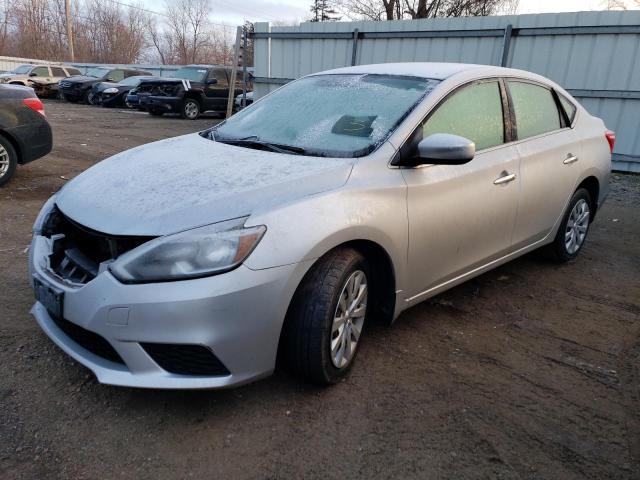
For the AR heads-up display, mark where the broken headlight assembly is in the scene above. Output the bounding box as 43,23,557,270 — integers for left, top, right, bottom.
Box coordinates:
33,196,58,234
109,218,266,283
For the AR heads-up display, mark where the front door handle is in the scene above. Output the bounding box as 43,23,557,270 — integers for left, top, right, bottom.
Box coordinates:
494,172,517,185
563,153,579,164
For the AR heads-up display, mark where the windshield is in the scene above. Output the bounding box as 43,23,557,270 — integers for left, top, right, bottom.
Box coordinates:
12,64,32,74
212,74,439,157
173,67,207,82
85,67,110,78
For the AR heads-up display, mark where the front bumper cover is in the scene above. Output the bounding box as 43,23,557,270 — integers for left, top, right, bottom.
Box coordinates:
29,234,311,389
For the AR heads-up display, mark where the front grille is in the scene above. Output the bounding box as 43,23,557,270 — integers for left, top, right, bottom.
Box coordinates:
44,208,152,285
59,81,71,88
52,316,125,364
141,343,230,376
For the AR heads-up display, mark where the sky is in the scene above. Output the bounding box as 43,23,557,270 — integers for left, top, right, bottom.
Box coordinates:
137,0,639,29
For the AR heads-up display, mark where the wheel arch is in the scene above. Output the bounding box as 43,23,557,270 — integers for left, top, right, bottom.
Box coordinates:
275,238,398,370
0,130,22,163
576,175,600,221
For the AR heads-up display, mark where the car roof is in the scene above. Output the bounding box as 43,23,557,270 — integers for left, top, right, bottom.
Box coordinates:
312,62,536,81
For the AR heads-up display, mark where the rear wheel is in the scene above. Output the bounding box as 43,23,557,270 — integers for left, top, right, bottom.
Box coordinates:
548,188,592,262
181,98,200,119
282,248,370,384
0,136,18,187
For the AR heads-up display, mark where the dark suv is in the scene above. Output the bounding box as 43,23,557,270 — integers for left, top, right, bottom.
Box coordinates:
59,67,151,104
134,65,248,119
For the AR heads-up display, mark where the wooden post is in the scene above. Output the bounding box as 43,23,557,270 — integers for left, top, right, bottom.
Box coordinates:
226,26,242,119
65,0,75,61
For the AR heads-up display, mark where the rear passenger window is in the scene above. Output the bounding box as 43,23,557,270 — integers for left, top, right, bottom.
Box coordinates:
558,94,577,124
51,67,66,77
214,69,229,87
509,81,561,139
423,81,504,151
66,67,81,76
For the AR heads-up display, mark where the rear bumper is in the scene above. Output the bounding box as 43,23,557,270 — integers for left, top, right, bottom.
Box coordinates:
5,118,52,164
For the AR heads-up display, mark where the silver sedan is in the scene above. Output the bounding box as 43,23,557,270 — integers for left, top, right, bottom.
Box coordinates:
29,63,612,389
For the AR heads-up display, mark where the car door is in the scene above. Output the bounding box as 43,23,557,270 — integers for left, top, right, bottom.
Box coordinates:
203,68,229,110
401,79,520,301
506,80,583,249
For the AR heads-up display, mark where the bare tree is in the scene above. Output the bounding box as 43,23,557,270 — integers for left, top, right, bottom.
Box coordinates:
338,0,513,20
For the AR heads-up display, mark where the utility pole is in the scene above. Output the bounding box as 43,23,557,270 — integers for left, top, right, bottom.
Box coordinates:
225,26,242,119
65,0,75,61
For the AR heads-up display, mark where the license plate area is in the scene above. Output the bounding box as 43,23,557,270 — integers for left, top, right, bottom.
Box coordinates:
33,275,64,319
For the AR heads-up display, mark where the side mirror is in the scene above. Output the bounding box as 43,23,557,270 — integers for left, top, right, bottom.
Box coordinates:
29,72,38,77
106,77,115,82
206,78,217,85
406,133,475,166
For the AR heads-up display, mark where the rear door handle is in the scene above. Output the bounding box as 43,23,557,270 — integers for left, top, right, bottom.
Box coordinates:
494,172,517,185
563,154,579,164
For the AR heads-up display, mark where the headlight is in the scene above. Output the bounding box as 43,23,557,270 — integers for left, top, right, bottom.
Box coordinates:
109,218,266,283
33,196,57,234
103,87,118,94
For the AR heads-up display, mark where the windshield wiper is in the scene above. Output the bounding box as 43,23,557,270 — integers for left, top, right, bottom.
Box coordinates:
216,135,306,155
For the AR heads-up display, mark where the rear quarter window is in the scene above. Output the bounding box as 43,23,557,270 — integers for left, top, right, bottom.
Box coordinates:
508,81,562,140
558,94,577,124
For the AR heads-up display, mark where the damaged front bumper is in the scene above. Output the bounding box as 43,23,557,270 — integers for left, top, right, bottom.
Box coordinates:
28,231,307,389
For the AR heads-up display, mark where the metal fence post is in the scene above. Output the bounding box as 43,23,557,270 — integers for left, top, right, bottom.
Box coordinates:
500,24,513,67
351,29,359,66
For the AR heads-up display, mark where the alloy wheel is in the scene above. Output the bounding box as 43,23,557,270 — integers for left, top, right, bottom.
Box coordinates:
0,144,9,177
330,270,367,369
184,100,199,119
565,198,590,254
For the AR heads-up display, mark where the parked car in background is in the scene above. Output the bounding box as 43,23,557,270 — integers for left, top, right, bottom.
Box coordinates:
0,84,52,186
28,63,611,389
89,75,157,108
59,67,151,104
235,90,253,109
135,65,249,119
0,64,81,86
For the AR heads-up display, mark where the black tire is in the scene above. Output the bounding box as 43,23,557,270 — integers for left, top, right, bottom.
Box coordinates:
148,109,164,116
181,98,200,119
282,247,371,384
81,89,92,104
0,135,18,187
548,188,592,262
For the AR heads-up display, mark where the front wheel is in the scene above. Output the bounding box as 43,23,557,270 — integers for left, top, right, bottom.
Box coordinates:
282,248,370,384
0,136,18,187
548,188,592,262
181,98,200,119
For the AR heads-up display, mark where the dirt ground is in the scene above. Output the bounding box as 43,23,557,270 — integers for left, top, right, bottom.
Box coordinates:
1,101,639,480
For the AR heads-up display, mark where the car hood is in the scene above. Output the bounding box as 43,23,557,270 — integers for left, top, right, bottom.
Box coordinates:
55,134,354,236
63,75,100,85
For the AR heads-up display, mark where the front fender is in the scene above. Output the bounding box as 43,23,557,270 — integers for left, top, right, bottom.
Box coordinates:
244,145,409,298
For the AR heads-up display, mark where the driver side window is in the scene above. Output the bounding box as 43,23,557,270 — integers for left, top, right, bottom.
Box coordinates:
423,81,505,151
32,66,50,77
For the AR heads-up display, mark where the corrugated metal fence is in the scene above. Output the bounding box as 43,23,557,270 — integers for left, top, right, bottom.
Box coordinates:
252,11,640,173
